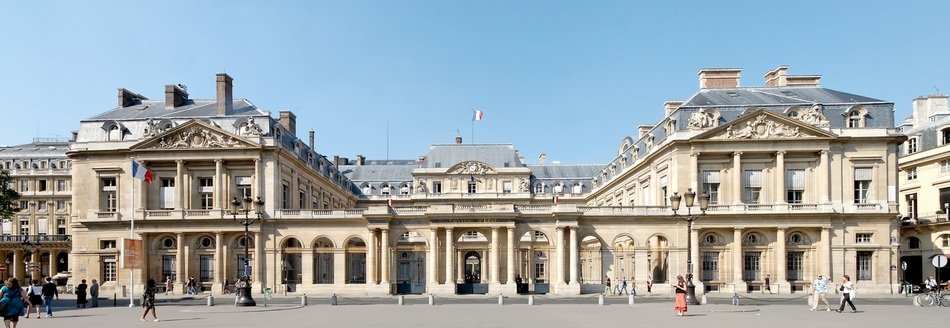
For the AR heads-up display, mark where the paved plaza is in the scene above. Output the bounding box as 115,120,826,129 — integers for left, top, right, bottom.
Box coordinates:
11,293,945,328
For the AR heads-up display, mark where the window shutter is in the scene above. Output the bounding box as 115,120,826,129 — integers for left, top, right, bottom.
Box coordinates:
786,170,805,190
702,171,720,184
854,168,873,181
744,170,762,188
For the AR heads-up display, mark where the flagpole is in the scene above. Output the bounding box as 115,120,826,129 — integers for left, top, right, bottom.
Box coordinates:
471,109,475,143
129,163,135,308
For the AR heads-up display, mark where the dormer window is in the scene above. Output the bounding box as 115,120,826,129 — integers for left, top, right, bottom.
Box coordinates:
553,183,564,194
941,128,950,146
907,138,918,154
534,183,544,194
846,107,867,128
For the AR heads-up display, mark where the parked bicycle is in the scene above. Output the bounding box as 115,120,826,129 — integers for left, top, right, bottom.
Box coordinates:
916,288,950,307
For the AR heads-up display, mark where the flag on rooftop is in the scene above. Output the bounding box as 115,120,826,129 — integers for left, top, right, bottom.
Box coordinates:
473,109,484,121
131,161,154,184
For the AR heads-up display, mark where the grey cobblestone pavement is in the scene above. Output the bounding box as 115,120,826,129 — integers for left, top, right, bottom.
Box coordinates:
14,293,942,328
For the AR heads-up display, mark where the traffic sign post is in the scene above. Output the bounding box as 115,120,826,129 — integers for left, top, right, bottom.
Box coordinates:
0,264,7,273
933,255,948,288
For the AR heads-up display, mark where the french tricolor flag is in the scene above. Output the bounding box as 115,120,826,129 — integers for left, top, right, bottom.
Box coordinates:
131,161,154,184
473,110,484,121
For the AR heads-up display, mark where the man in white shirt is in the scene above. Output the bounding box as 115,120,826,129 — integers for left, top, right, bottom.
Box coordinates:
810,274,831,311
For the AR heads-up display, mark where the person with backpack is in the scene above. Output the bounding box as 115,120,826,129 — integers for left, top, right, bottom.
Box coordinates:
24,279,42,319
1,277,29,327
40,276,58,318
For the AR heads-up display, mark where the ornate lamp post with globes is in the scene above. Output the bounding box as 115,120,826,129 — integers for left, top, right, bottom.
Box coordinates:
669,188,708,305
230,196,264,307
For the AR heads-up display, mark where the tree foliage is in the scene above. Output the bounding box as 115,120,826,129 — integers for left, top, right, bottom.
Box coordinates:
0,170,21,220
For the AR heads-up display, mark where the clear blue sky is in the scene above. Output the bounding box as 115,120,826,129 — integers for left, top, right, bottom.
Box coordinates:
1,1,948,164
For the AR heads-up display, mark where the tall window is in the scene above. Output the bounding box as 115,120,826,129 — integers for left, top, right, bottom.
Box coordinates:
906,194,918,219
907,138,918,154
467,181,477,194
19,219,29,235
786,169,805,204
702,252,719,281
55,200,65,211
380,184,391,196
847,110,863,128
37,218,48,235
787,252,804,281
907,168,918,181
198,177,213,209
101,177,117,212
56,179,66,192
298,189,306,208
553,184,564,194
159,178,175,210
641,185,650,206
199,255,213,282
432,181,442,194
942,160,950,173
281,181,290,209
235,176,252,200
18,201,27,212
743,252,762,281
743,170,762,204
854,168,872,204
941,187,950,214
502,181,512,194
56,218,66,235
856,251,873,281
162,255,176,282
701,171,720,205
38,180,47,192
37,201,47,211
102,256,117,282
19,180,29,192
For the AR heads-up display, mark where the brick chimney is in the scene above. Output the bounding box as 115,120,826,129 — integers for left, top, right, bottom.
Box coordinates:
164,84,189,109
279,111,297,136
785,75,821,87
117,88,148,108
764,66,788,87
308,129,315,149
698,68,741,89
538,153,546,165
664,101,684,117
216,73,233,116
638,125,654,138
913,94,950,128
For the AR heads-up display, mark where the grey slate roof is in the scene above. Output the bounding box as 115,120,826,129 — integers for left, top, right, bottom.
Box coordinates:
528,165,601,180
341,164,415,182
0,141,70,159
425,144,524,169
901,113,950,154
680,87,886,108
85,99,265,121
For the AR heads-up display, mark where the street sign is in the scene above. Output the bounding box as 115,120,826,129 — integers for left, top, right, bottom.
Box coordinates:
933,255,948,268
901,261,907,271
0,264,7,272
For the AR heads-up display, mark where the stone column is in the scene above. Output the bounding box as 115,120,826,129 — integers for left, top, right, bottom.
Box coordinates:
819,151,829,203
690,228,700,283
479,249,487,283
556,227,565,284
821,227,832,277
301,249,314,285
491,227,500,283
428,229,438,284
527,243,535,284
214,232,223,286
732,152,742,204
30,252,39,280
254,232,264,284
506,227,515,284
253,158,262,201
775,151,786,204
775,228,786,290
569,226,578,284
445,228,454,285
12,251,22,282
733,228,743,282
175,160,184,210
333,249,345,285
176,233,184,286
214,159,223,210
380,229,390,285
48,251,56,278
690,152,700,191
456,250,463,283
366,229,377,285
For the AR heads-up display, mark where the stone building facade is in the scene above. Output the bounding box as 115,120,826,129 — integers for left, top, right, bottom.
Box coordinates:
66,66,903,296
897,94,950,284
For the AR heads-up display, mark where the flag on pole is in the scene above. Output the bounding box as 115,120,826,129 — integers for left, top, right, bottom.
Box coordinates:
473,110,484,121
131,161,154,184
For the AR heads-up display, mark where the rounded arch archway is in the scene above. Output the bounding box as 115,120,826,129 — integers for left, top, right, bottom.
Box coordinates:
611,235,637,283
281,237,303,286
647,234,670,283
394,231,428,294
579,235,605,284
312,237,334,284
344,237,367,284
518,230,552,285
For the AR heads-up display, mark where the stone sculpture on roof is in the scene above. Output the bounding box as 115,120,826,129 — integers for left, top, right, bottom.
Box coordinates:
716,115,804,139
143,119,160,138
241,117,263,137
797,104,830,127
687,108,721,130
155,126,242,149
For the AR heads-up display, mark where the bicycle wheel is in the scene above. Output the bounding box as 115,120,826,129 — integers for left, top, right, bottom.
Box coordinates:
940,294,950,307
917,293,936,306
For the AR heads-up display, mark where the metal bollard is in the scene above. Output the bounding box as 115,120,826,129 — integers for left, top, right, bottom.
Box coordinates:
498,294,504,305
428,294,435,305
598,294,605,305
113,293,117,307
732,293,739,306
302,294,308,306
528,295,535,305
207,295,214,306
628,294,634,305
398,295,405,305
807,294,812,307
331,293,338,306
701,294,708,305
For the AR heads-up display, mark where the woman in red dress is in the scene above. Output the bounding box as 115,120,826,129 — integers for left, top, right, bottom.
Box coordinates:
673,275,687,316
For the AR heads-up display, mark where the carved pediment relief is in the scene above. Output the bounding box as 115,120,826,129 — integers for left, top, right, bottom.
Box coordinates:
132,120,257,150
447,161,496,175
697,109,836,141
796,104,830,128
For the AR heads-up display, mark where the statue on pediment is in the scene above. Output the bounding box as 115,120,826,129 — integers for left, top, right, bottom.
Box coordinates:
721,115,803,139
154,126,243,149
519,178,528,192
241,117,263,137
416,179,427,194
798,104,830,127
449,161,495,175
687,108,720,130
143,119,160,138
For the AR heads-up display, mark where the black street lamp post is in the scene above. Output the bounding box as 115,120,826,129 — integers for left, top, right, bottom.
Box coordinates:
230,196,264,307
21,235,42,280
669,188,709,306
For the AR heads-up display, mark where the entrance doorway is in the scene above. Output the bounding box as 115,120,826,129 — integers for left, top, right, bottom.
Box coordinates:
458,251,487,294
396,251,426,294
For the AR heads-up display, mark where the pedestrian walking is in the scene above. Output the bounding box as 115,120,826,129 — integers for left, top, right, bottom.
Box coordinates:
836,274,857,313
763,274,772,294
1,277,29,328
164,276,173,295
90,279,99,308
40,277,57,318
75,279,88,308
620,277,629,295
604,277,611,295
673,275,688,316
140,278,159,322
630,276,637,296
646,276,653,294
810,274,832,311
187,277,198,295
24,279,42,319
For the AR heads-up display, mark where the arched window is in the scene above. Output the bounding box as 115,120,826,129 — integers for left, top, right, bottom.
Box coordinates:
942,235,950,248
107,125,122,141
908,237,920,249
572,183,583,194
553,183,564,194
846,107,867,128
360,183,371,195
534,183,544,194
380,184,391,196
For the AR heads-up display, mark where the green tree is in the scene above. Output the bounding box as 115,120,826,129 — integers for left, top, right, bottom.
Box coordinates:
0,169,21,221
